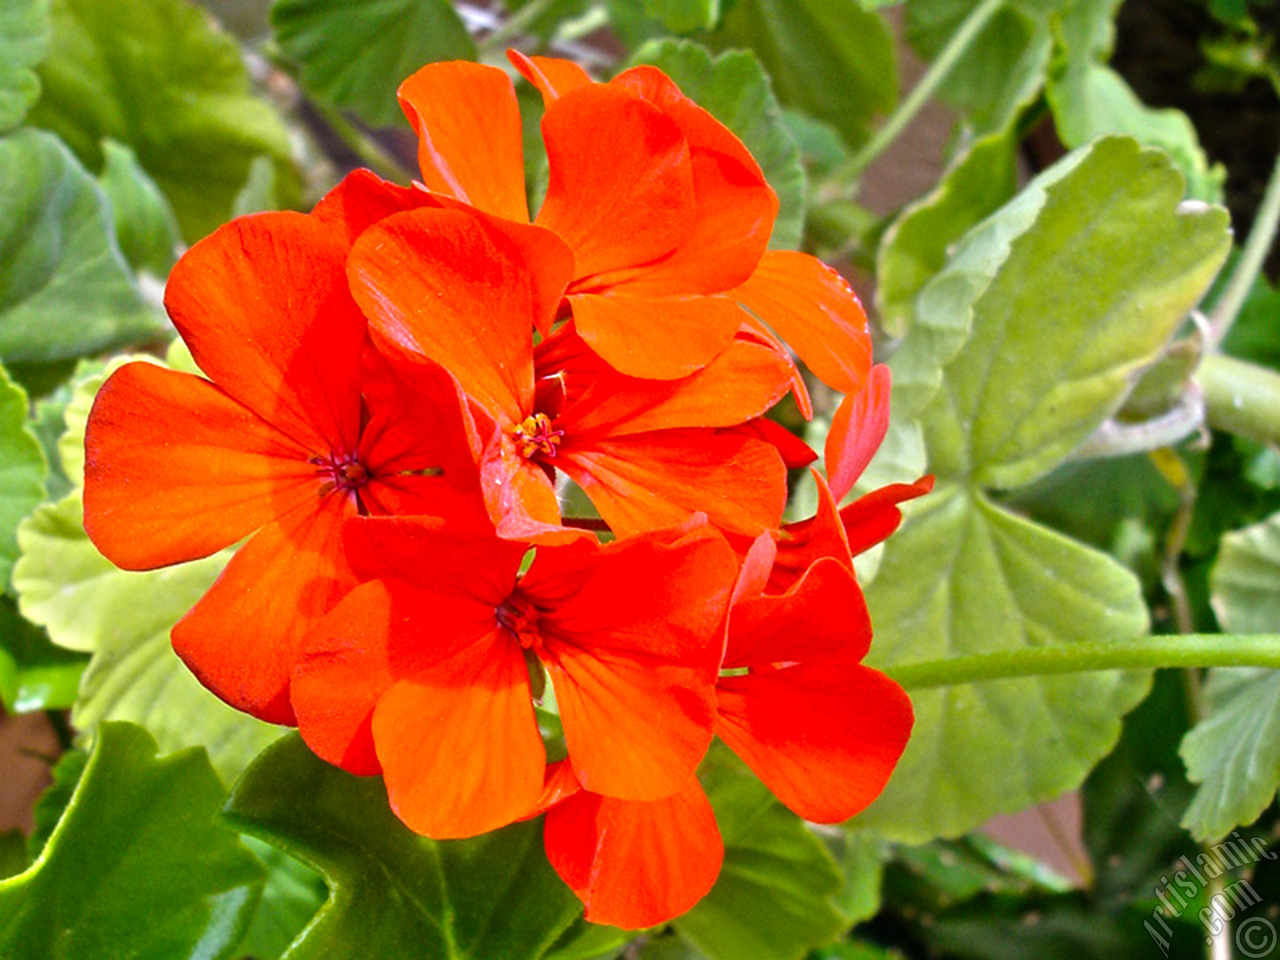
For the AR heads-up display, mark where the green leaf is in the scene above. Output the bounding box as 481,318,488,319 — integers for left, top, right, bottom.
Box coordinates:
0,596,83,713
0,361,46,591
237,837,327,960
1082,671,1196,902
0,129,163,367
673,753,847,960
28,0,298,242
705,0,897,149
875,131,1018,338
96,140,179,276
1047,64,1223,202
26,746,87,862
628,40,805,250
0,0,49,132
919,137,1230,489
904,0,1054,136
858,484,1151,841
641,0,718,32
543,917,635,960
14,493,283,782
221,733,583,960
0,721,263,960
1180,513,1280,840
888,140,1086,419
0,833,23,883
271,0,475,128
1045,0,1223,201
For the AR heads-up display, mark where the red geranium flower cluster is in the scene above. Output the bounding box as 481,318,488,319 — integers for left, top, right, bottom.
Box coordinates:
83,53,929,928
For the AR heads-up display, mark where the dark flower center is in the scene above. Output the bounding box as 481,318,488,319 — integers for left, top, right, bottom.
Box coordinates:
311,451,369,495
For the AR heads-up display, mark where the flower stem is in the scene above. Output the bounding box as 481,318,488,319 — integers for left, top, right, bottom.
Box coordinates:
310,99,415,185
885,634,1280,691
477,0,557,55
1198,352,1280,445
829,0,1006,186
1208,148,1280,346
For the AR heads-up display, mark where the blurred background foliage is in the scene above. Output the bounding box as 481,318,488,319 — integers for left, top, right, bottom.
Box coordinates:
3,0,1280,957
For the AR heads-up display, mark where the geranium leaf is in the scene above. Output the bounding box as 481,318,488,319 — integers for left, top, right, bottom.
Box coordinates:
1180,513,1280,841
673,753,847,960
271,0,475,128
875,131,1018,339
0,721,263,960
236,837,327,960
14,493,282,783
885,137,1089,420
0,130,162,369
27,0,298,241
628,39,806,250
96,139,179,276
0,596,83,713
0,0,49,132
858,484,1151,842
919,137,1229,488
0,362,46,591
1045,0,1223,201
705,0,896,150
12,361,283,781
221,733,583,960
904,0,1055,136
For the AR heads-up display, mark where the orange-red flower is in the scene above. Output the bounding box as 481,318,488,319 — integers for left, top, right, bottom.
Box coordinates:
346,206,793,540
292,516,739,839
391,54,873,407
83,211,487,723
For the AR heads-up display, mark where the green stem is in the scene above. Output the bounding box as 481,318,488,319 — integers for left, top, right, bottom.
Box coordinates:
886,634,1280,691
478,0,557,55
1208,148,1280,345
1198,352,1280,445
828,0,1006,186
311,99,415,185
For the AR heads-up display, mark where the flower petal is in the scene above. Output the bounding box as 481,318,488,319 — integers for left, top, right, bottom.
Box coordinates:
727,557,872,669
342,516,526,603
397,61,529,222
716,662,913,822
372,631,545,839
565,292,745,380
164,211,366,454
311,168,433,249
528,528,736,800
561,430,787,538
478,431,573,542
84,360,316,570
507,50,592,106
543,778,723,928
537,84,696,284
771,470,852,593
348,207,572,424
559,335,793,436
840,475,936,557
733,416,818,469
172,501,355,725
292,577,489,775
609,65,776,295
825,363,892,502
357,351,490,529
733,251,873,394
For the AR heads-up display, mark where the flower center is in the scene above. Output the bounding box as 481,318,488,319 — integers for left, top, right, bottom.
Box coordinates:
496,595,541,651
311,451,369,495
513,412,563,460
